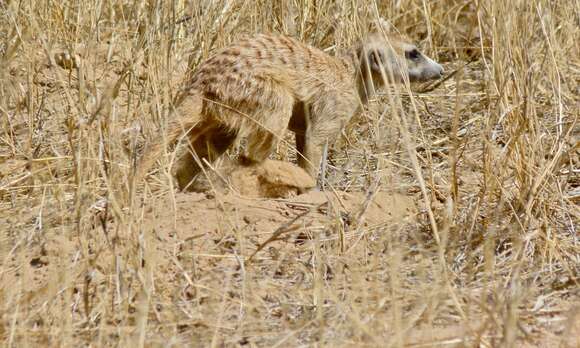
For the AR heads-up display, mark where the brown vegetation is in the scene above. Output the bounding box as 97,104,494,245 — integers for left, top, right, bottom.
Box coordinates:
1,1,578,347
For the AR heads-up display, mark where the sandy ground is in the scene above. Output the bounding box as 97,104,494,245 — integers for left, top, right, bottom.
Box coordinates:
2,160,429,346
2,158,577,346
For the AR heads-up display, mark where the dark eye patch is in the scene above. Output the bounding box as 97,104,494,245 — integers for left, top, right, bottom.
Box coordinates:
405,49,420,60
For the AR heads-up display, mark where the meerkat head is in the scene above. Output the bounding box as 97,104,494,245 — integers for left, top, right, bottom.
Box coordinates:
357,19,444,99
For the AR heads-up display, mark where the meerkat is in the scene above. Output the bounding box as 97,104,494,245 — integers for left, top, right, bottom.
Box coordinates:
136,20,444,191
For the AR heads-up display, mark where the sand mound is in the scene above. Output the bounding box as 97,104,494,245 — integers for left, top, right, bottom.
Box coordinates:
159,160,415,231
227,160,316,198
190,159,316,198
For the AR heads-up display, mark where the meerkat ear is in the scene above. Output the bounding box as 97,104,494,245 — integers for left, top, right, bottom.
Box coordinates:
372,18,393,33
368,49,385,72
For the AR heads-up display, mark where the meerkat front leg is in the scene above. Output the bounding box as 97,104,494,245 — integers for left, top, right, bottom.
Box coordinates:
240,95,295,165
294,94,358,190
298,124,340,184
292,101,328,180
300,113,356,186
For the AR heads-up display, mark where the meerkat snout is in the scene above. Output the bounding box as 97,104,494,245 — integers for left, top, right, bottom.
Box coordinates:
404,46,445,81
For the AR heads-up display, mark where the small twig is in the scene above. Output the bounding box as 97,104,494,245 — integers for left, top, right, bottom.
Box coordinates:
246,203,323,263
416,58,476,93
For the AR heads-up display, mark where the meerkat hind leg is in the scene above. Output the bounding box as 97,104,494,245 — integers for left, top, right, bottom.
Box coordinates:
240,98,294,165
175,124,237,191
240,130,276,165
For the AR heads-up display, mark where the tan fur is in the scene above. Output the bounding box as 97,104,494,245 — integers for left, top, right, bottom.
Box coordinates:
136,23,444,191
226,159,316,198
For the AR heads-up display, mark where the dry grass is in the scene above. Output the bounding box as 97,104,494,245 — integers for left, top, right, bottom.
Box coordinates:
1,1,579,347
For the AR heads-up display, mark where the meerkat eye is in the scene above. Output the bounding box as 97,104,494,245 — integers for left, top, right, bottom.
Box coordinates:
405,49,420,60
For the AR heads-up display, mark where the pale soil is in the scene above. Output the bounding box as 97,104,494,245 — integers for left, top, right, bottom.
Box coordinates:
2,158,577,346
1,161,424,346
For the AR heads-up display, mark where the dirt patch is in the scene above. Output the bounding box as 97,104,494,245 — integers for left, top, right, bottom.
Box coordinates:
141,188,417,248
